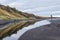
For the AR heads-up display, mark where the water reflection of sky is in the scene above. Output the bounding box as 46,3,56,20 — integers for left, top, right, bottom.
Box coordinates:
3,20,51,40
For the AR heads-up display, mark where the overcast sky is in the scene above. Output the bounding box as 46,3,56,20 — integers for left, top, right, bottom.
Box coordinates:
0,0,60,16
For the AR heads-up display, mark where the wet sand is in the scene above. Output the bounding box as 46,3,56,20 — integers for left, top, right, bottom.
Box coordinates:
18,19,60,40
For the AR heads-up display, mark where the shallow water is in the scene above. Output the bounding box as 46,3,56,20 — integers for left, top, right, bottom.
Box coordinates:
3,20,51,40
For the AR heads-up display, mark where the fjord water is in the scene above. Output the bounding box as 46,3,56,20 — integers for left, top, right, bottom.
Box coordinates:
2,20,51,40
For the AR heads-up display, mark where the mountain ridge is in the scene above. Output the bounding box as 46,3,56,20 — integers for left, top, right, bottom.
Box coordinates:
0,4,41,20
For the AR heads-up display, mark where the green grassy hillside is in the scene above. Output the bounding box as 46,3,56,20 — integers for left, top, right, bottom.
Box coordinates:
0,4,40,20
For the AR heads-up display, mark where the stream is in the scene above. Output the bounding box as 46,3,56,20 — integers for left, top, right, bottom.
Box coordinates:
3,20,51,40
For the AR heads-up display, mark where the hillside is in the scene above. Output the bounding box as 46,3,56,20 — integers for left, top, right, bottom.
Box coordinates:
0,4,41,20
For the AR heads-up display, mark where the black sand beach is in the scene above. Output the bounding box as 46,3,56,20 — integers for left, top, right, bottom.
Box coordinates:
18,19,60,40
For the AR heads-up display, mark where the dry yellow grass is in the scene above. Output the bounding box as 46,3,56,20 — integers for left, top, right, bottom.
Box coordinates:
0,9,27,20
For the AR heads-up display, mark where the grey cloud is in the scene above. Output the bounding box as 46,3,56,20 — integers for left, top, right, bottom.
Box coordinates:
0,0,60,16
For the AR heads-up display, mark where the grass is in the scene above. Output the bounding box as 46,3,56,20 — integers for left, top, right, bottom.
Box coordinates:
0,9,28,20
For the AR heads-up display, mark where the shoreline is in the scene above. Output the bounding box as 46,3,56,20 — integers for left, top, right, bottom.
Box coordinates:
18,19,60,40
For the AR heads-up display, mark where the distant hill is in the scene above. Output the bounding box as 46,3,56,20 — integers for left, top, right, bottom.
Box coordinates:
0,4,41,20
